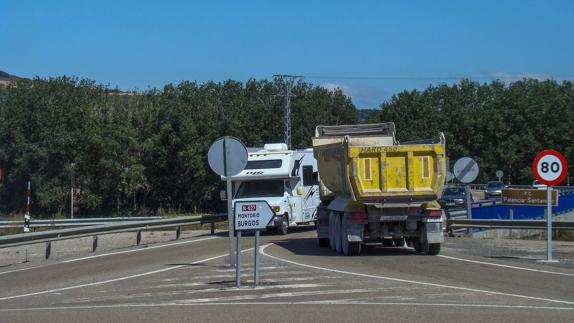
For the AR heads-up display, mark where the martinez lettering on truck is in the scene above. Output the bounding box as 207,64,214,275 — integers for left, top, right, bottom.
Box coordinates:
313,123,447,256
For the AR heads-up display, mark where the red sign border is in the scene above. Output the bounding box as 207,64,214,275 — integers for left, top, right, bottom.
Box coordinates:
532,149,568,186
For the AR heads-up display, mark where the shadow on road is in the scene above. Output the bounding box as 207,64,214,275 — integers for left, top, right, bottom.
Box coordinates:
272,236,421,257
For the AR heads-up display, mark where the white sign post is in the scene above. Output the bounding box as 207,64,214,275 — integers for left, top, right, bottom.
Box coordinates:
234,201,275,287
208,136,248,268
533,149,568,262
454,157,479,220
496,170,504,182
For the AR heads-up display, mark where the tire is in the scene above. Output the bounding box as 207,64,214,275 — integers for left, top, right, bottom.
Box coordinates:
382,239,393,247
424,243,441,255
334,213,342,254
413,240,423,252
318,238,329,248
341,213,362,256
277,215,288,235
393,238,405,247
329,212,336,250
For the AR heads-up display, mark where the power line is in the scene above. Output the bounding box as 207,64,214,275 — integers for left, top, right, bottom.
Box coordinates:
273,74,303,149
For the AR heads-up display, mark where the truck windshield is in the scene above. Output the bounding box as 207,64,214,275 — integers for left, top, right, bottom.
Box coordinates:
235,180,285,198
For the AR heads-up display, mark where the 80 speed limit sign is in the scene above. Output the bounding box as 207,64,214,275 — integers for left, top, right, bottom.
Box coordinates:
533,149,568,186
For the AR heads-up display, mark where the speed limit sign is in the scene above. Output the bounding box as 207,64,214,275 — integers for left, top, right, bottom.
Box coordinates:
533,149,568,186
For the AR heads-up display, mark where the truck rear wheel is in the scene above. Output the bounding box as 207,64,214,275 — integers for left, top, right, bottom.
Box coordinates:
329,212,337,250
424,243,441,255
341,213,362,256
318,238,329,248
382,239,393,247
334,214,342,253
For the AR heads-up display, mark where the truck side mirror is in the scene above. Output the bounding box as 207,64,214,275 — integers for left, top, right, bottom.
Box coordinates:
220,190,227,201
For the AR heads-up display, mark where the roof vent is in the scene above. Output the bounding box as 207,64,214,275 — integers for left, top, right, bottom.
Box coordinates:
263,143,288,151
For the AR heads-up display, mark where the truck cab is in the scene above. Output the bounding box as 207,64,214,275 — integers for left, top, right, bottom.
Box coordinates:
227,143,320,234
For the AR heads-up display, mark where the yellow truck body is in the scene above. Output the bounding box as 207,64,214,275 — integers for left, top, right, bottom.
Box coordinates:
313,133,446,206
313,123,447,256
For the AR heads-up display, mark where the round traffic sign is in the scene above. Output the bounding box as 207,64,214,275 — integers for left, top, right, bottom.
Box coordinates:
533,150,568,186
208,136,248,177
453,157,479,183
496,170,504,178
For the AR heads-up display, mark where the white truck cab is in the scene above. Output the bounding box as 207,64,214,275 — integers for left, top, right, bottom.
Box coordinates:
227,143,320,234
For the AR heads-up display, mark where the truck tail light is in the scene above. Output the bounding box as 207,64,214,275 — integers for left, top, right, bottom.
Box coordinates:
425,209,443,217
348,212,368,224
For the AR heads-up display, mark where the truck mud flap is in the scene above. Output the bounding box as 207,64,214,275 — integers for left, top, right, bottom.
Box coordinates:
424,222,444,244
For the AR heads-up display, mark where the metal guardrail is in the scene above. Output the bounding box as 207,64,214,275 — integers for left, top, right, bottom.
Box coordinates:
0,214,228,259
467,184,573,191
0,216,164,228
448,218,574,230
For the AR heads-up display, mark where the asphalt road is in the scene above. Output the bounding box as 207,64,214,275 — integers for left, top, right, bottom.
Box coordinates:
0,228,573,322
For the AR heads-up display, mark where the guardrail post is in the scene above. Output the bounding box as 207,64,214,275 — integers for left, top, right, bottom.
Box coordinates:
211,222,215,235
92,235,98,252
45,241,51,259
136,231,142,246
176,226,181,240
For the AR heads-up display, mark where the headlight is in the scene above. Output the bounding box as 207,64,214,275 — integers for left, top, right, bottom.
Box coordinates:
273,206,280,213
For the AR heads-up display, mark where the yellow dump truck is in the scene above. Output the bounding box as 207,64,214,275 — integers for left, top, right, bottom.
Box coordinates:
313,123,446,256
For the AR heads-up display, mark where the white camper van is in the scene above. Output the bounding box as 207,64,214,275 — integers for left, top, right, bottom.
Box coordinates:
229,143,320,234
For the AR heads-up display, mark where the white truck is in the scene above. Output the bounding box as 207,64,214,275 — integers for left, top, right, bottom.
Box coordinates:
227,143,321,234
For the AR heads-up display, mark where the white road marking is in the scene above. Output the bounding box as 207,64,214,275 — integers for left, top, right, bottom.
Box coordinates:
0,302,572,311
438,254,574,277
0,246,254,301
260,244,574,305
0,236,218,276
177,288,373,303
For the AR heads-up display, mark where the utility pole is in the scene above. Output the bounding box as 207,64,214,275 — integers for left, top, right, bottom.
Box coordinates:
274,74,303,149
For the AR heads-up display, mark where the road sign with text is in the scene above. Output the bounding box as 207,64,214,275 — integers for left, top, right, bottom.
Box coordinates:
234,201,275,231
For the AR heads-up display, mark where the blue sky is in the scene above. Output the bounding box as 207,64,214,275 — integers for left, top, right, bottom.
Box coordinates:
1,0,573,108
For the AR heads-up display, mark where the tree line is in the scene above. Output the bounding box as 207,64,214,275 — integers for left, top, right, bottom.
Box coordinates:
0,77,356,217
0,76,571,217
371,78,574,185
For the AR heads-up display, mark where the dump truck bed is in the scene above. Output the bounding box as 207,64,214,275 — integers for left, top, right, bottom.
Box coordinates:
313,123,446,207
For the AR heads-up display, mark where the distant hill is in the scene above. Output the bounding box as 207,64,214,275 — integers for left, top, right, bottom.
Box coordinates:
0,70,23,85
357,108,379,123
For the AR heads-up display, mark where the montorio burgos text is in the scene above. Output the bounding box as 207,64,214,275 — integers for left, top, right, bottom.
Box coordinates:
236,212,260,227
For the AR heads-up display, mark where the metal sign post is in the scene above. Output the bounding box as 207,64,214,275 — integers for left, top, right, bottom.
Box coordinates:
207,136,248,268
254,230,260,285
235,230,242,287
532,149,568,263
546,186,553,261
223,137,235,268
234,201,275,288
